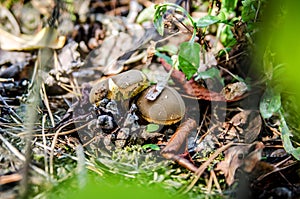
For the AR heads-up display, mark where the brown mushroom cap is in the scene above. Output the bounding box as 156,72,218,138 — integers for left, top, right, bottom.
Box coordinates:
136,86,186,125
89,70,149,105
89,78,109,105
110,70,149,100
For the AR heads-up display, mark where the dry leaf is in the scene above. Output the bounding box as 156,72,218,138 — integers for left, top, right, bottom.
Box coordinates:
0,27,65,50
216,142,264,185
228,110,262,143
85,30,148,75
221,81,248,101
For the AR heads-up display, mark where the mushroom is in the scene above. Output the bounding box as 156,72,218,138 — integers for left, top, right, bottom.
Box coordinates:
89,70,186,125
136,85,186,125
89,70,149,105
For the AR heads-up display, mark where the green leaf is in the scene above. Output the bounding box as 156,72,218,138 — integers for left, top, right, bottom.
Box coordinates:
136,4,155,24
154,51,172,65
263,47,274,80
196,15,220,28
156,44,178,55
146,123,160,132
178,42,201,80
196,67,220,79
259,87,281,119
241,0,261,32
153,5,167,36
222,0,239,13
279,110,300,160
220,25,237,47
142,144,160,151
195,67,224,86
217,11,227,21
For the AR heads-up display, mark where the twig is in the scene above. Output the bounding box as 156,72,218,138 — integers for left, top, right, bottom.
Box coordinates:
182,142,235,194
57,82,81,96
218,51,246,64
69,75,81,100
17,120,88,137
254,0,261,23
218,65,244,82
194,105,209,143
0,173,22,185
36,121,89,137
212,169,222,194
207,170,213,194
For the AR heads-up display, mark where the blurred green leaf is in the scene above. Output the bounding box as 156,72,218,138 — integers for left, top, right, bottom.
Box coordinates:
241,0,257,22
259,87,281,119
217,11,227,21
178,42,200,80
136,4,155,24
222,0,239,13
263,47,274,80
142,144,160,151
156,44,178,55
195,67,224,86
220,25,237,47
279,110,300,160
146,123,160,132
155,51,173,65
153,5,167,36
196,15,220,28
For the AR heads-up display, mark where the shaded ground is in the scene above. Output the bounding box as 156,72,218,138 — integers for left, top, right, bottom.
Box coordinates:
0,0,299,198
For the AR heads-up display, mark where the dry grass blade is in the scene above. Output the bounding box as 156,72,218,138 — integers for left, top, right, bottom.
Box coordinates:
42,114,49,175
49,121,72,176
0,132,51,180
182,142,235,194
41,83,55,127
0,133,25,161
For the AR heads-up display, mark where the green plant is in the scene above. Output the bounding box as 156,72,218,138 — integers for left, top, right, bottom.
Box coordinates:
153,2,234,80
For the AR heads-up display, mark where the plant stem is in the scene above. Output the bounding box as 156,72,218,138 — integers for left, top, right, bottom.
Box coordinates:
161,3,197,42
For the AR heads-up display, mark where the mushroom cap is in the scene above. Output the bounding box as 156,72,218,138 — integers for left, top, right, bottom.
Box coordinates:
110,70,149,100
89,70,149,105
136,86,186,125
89,78,109,105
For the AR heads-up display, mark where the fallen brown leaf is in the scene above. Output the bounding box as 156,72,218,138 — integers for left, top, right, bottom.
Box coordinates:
216,142,264,185
160,58,246,102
